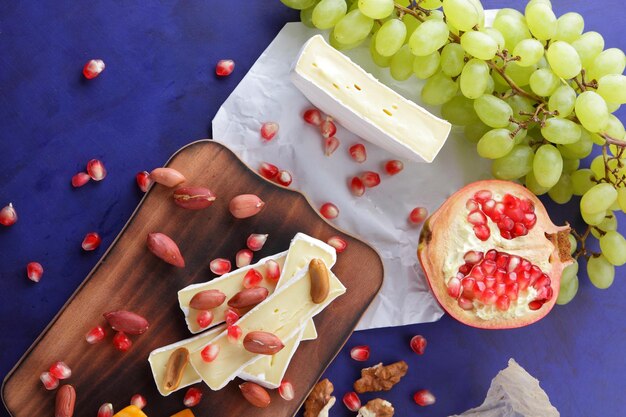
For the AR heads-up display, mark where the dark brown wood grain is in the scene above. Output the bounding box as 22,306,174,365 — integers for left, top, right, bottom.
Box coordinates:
2,140,384,417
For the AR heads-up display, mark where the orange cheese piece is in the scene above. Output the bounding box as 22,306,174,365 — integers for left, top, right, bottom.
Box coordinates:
113,405,148,417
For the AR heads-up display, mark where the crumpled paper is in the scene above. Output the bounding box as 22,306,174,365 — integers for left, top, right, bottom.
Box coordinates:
212,23,493,330
449,359,560,417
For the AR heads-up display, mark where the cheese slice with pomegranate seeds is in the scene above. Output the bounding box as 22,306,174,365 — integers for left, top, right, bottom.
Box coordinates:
291,35,451,163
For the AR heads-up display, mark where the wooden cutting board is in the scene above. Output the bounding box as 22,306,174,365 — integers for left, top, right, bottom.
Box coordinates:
2,140,384,417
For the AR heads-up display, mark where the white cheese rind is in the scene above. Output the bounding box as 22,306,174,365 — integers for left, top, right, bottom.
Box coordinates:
291,35,451,163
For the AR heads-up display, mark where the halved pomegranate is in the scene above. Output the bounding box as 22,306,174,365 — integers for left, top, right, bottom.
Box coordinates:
418,180,572,329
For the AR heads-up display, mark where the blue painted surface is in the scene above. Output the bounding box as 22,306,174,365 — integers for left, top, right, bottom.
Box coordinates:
0,1,624,416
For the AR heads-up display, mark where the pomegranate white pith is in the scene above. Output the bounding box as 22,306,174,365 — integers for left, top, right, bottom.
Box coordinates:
418,180,572,329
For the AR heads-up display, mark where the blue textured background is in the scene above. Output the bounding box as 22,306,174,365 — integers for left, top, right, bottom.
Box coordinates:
0,1,624,416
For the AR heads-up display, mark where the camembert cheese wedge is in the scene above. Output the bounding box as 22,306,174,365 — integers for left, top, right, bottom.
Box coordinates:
291,34,451,163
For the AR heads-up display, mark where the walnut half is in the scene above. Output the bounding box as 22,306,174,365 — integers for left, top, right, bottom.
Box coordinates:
304,379,335,417
354,361,409,393
357,399,395,417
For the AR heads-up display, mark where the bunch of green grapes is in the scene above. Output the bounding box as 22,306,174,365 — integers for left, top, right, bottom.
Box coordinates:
280,0,626,303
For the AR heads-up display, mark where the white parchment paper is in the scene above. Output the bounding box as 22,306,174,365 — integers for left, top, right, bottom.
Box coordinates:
212,22,493,330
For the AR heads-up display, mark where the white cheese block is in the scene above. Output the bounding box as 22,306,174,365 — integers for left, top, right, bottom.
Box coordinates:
291,34,451,163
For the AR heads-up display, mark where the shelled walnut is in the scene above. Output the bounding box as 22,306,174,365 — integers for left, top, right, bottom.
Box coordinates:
354,361,408,393
357,399,395,417
304,379,336,417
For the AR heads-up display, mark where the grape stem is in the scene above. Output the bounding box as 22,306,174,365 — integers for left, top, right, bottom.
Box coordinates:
571,226,601,260
573,69,599,92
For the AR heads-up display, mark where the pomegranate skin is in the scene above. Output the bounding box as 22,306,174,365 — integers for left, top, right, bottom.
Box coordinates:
418,180,573,330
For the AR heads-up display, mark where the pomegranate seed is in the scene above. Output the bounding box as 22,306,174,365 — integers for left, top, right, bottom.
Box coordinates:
320,202,339,219
184,387,203,407
85,325,106,344
210,258,231,275
279,380,295,401
83,59,105,79
349,144,367,163
303,108,323,126
225,308,239,326
349,177,365,197
49,361,71,380
466,198,479,211
320,118,337,138
243,268,263,288
97,403,114,417
447,277,461,297
247,233,268,252
414,389,436,406
464,251,484,264
40,371,59,390
86,159,107,181
0,203,18,226
113,331,132,352
360,171,381,187
259,162,279,180
136,171,152,192
130,394,146,409
71,172,90,188
327,236,347,253
200,343,220,362
343,392,361,411
236,249,254,268
82,232,102,251
481,288,498,305
276,170,293,186
227,325,243,343
266,259,281,282
474,190,492,203
350,345,370,361
458,297,473,310
260,122,279,142
467,210,487,225
410,335,427,355
409,207,428,225
324,136,340,156
384,160,404,175
473,225,490,241
196,310,214,328
26,262,43,283
496,295,510,311
216,59,235,77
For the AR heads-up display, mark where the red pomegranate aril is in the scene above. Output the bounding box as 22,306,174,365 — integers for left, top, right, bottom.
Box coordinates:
0,203,18,226
409,207,428,225
474,280,486,294
343,392,361,411
507,256,521,273
349,177,365,197
524,212,537,228
71,172,90,188
320,202,339,219
130,394,146,409
504,272,517,285
184,387,203,407
495,282,506,296
461,277,476,298
327,236,347,253
480,288,497,305
97,403,114,417
474,190,492,203
227,325,243,343
464,251,483,264
496,253,509,269
243,268,263,288
49,361,71,380
324,136,340,156
485,249,497,260
196,310,214,328
350,345,370,361
247,234,268,252
466,199,479,211
113,331,132,352
85,325,106,344
320,118,337,138
414,389,436,406
458,297,473,310
276,170,293,186
384,160,404,175
528,300,544,310
303,108,323,126
82,232,102,251
86,159,107,181
210,258,231,275
349,144,367,163
360,171,381,188
410,335,427,355
458,264,471,275
236,249,253,268
467,210,487,226
470,265,485,280
506,283,519,301
447,277,461,297
259,162,279,180
225,308,239,326
83,59,105,79
495,295,510,311
216,59,235,77
136,171,152,192
260,122,279,142
498,218,514,231
279,380,295,401
26,262,43,283
534,274,551,290
40,371,59,390
484,276,496,288
482,260,496,274
201,343,220,362
266,259,281,281
473,225,490,241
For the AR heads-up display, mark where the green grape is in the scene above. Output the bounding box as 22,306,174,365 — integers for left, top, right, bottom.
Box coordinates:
548,85,576,118
560,261,578,287
618,188,626,212
525,171,550,195
425,9,444,21
597,74,626,105
581,183,618,214
312,0,347,29
541,118,582,144
375,19,407,57
370,33,392,67
460,31,498,60
607,103,621,113
582,208,607,226
591,213,618,239
513,39,544,67
588,155,625,183
334,10,374,45
466,0,485,28
587,255,615,289
421,0,443,9
413,52,440,79
442,0,480,32
409,20,449,57
504,63,536,87
484,75,495,94
602,114,625,138
525,0,552,14
558,129,593,159
476,129,515,159
588,48,626,82
509,122,527,143
571,31,605,68
389,45,414,81
496,8,524,20
358,0,394,19
533,144,563,188
460,59,490,99
599,231,626,266
481,28,505,50
474,94,513,128
568,233,577,255
300,5,316,27
562,158,580,173
402,12,421,40
281,0,318,9
571,169,595,196
546,41,582,79
492,15,531,51
492,145,534,180
440,95,478,126
525,4,557,41
507,95,535,118
574,91,609,133
421,71,458,105
329,30,364,50
554,12,584,43
440,43,465,77
464,122,491,143
557,273,578,305
529,68,560,97
548,173,573,204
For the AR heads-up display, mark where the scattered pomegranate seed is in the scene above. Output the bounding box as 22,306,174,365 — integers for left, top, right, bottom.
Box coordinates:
349,177,365,197
97,403,114,417
259,162,279,180
320,118,337,138
216,59,235,77
86,159,107,181
225,308,240,326
0,203,18,226
196,310,214,328
260,122,279,142
130,394,147,409
409,207,428,225
320,202,339,220
385,160,404,175
26,262,44,283
410,335,427,355
113,331,132,352
83,59,105,79
71,172,91,188
324,136,340,156
210,258,231,275
350,345,370,361
247,234,268,252
200,343,220,362
227,325,243,343
82,232,102,251
49,361,72,380
276,170,293,187
40,371,59,390
183,387,203,407
327,236,347,253
360,171,381,188
236,249,254,268
136,171,152,192
266,259,281,282
85,325,106,344
243,268,263,288
349,144,367,163
343,392,361,411
279,380,295,401
414,389,436,406
303,108,323,126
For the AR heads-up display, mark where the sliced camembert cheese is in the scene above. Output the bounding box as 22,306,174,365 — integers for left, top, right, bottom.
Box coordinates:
291,34,451,163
